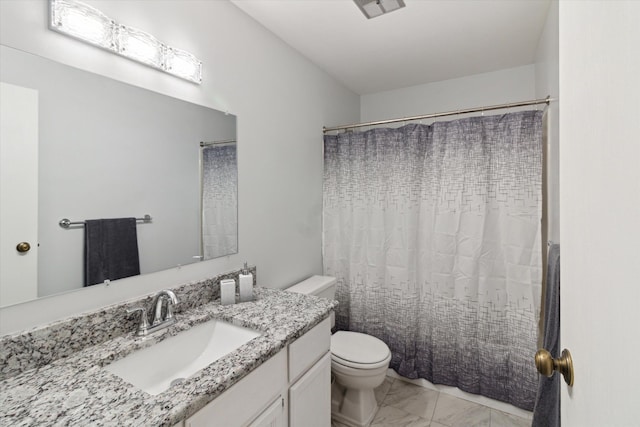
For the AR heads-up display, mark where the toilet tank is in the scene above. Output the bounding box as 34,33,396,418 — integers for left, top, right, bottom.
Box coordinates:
287,276,337,328
287,275,336,300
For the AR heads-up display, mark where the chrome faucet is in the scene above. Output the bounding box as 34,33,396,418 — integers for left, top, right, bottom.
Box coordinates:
151,289,178,326
127,289,179,337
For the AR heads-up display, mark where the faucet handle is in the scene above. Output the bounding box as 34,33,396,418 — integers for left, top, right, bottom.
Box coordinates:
127,307,150,336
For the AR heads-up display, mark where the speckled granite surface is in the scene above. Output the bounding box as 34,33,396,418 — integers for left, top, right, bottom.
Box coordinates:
0,287,336,426
0,268,256,381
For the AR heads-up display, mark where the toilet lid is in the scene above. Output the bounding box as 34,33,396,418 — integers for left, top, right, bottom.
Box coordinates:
331,331,390,365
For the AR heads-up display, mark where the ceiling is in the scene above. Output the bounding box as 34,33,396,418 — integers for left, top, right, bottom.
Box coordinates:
230,0,551,95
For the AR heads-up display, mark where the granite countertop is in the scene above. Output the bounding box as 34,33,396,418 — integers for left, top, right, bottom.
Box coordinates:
0,288,336,426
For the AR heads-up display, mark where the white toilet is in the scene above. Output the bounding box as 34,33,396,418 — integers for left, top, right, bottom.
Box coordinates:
287,275,391,427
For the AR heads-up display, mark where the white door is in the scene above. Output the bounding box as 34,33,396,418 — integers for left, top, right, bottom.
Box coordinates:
559,1,640,425
0,82,39,306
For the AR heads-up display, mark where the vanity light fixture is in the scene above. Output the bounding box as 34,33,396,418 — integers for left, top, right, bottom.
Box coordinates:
117,25,164,69
49,0,202,84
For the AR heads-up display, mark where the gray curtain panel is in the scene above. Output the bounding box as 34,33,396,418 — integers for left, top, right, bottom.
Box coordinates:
323,111,543,410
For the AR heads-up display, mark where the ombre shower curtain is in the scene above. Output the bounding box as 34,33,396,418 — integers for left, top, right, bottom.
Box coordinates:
202,143,237,259
323,111,543,410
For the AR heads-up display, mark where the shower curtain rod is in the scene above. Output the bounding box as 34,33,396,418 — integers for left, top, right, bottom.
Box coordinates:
323,96,552,133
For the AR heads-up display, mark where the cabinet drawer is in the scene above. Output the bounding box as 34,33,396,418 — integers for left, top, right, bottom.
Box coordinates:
288,317,330,383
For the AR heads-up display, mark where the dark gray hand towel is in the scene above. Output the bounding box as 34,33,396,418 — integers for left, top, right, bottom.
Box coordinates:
84,218,140,286
532,243,560,427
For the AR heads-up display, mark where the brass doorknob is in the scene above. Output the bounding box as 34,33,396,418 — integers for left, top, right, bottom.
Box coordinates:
16,242,31,253
535,348,574,386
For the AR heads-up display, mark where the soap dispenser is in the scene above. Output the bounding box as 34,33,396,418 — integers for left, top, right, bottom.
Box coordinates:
239,262,253,302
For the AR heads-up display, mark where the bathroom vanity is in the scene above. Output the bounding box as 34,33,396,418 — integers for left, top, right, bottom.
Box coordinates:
184,317,331,427
0,281,336,426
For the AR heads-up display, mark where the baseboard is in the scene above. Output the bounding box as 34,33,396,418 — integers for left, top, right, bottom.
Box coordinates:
386,369,533,420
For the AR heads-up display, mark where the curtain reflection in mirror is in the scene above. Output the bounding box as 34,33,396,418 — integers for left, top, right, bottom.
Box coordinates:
201,142,238,259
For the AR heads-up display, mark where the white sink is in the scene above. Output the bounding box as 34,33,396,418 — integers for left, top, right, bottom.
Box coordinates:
105,319,261,395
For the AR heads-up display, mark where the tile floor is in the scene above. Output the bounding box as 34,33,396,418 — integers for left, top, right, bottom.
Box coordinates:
332,376,531,427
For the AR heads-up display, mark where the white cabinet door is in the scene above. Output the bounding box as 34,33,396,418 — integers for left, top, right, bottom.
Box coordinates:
248,396,285,427
289,352,331,427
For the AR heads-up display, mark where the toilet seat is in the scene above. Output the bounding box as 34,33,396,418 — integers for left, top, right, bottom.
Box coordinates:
331,331,391,369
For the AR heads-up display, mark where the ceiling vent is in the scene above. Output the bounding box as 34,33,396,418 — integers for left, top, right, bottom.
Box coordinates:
354,0,406,19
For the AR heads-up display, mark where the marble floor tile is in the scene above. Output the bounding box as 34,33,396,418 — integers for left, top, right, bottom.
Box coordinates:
375,376,394,405
332,374,531,427
490,409,531,427
382,379,439,420
431,393,491,427
371,404,430,427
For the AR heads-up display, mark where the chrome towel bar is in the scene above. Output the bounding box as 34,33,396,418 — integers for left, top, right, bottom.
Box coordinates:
59,214,152,229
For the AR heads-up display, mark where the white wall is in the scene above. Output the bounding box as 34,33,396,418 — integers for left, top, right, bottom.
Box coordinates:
535,0,560,243
0,0,359,334
559,2,640,424
360,65,536,123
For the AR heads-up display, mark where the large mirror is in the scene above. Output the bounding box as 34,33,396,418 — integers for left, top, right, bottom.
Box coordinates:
0,45,237,307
